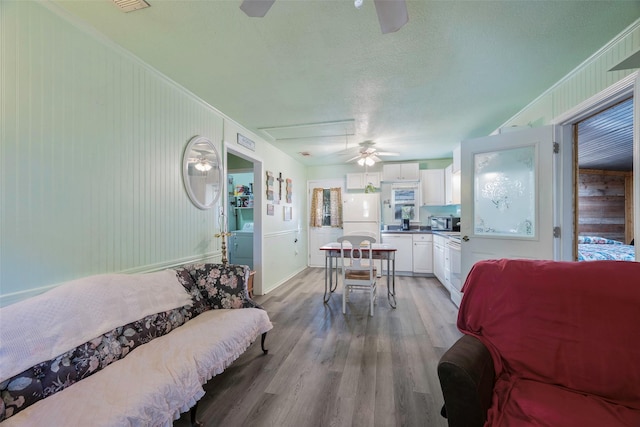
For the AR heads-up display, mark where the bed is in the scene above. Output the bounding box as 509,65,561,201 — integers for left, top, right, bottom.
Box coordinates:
577,235,636,261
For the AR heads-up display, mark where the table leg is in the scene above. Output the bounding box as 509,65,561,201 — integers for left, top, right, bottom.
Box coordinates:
387,256,397,308
332,254,338,292
324,252,330,303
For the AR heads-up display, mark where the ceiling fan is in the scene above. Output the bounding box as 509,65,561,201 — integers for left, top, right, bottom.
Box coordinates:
189,149,216,171
346,141,399,166
239,0,408,34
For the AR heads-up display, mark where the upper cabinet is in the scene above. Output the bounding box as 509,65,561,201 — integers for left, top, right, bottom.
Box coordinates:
346,172,381,190
420,169,445,205
452,145,461,174
445,164,461,205
382,162,420,182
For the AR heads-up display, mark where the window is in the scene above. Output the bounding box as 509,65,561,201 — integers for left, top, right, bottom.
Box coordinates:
310,187,342,227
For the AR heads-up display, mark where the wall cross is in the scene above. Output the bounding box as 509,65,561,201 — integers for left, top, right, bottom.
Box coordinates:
276,172,285,202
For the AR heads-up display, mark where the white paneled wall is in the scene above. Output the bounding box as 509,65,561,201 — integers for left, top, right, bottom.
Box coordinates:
262,229,307,293
1,2,226,305
501,21,640,127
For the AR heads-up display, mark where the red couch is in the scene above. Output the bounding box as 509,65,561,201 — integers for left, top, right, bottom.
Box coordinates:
438,259,640,427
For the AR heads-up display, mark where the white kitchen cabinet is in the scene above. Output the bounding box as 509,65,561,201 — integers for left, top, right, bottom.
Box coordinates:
433,234,446,284
412,234,433,273
444,165,461,205
420,169,445,206
346,172,380,190
382,163,419,182
444,240,451,292
452,145,461,174
365,172,381,188
381,233,413,272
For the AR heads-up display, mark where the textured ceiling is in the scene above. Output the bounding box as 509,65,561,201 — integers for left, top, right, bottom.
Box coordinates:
578,97,633,172
52,0,640,166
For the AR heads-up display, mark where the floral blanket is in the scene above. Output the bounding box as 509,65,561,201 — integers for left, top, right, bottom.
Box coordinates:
577,235,635,261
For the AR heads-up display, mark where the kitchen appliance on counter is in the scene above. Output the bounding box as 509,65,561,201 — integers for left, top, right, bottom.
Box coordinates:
430,215,460,231
402,218,410,231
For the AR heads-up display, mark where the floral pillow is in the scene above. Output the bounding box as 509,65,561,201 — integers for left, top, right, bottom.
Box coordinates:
185,263,260,310
174,267,210,315
578,235,624,245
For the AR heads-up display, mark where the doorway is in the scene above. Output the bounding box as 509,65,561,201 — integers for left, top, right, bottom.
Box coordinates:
227,155,255,269
554,71,639,262
574,98,635,261
225,145,264,294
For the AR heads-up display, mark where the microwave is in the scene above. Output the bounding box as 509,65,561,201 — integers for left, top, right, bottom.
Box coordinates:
430,216,460,231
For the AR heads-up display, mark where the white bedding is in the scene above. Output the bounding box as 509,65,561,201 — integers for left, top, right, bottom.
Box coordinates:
0,308,273,427
0,270,193,382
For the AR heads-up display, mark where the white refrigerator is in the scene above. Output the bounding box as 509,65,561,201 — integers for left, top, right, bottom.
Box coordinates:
342,193,381,243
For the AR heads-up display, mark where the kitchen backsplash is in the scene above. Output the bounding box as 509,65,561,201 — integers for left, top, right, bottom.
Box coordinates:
381,202,460,228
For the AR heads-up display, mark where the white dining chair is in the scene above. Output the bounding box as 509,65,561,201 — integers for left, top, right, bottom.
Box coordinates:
337,235,377,316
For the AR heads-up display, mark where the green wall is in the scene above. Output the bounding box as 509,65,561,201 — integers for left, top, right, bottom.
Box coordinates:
0,1,307,305
499,19,640,128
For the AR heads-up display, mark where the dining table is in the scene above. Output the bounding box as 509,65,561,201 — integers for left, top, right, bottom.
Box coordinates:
319,242,398,308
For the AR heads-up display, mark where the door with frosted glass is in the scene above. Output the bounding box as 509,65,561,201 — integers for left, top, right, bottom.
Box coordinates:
460,126,556,280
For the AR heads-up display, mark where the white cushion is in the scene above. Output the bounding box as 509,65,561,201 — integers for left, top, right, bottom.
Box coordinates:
0,308,273,427
0,270,193,382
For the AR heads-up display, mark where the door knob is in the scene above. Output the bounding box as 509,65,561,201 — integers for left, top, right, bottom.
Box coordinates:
462,235,469,242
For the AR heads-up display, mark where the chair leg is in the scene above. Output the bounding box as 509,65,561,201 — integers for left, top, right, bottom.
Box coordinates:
373,284,377,305
343,285,347,314
370,285,375,316
370,289,374,316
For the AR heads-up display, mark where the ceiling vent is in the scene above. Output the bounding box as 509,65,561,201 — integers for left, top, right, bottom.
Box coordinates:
112,0,150,12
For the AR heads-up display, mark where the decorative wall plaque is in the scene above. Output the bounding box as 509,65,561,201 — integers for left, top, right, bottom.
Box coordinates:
237,133,256,151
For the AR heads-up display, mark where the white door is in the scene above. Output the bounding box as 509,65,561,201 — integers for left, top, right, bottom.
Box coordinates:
460,126,557,280
308,179,345,267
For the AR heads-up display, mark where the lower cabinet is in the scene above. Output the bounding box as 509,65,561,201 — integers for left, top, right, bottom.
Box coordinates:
433,234,446,284
412,234,433,273
381,234,413,273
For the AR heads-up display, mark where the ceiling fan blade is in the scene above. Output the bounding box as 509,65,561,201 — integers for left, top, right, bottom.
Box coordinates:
371,155,382,163
346,155,362,163
240,0,275,17
377,151,400,156
373,0,408,34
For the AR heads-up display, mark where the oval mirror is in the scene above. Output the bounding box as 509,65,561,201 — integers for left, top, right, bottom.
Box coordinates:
182,136,222,210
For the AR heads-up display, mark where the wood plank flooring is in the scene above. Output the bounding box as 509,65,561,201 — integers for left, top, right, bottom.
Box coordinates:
174,267,462,427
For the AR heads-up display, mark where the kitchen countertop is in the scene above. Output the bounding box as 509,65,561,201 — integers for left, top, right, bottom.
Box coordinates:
381,227,432,234
432,231,461,237
381,227,460,238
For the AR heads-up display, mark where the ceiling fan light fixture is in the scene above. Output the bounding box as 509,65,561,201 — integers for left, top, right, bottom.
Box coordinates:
354,0,364,9
195,161,212,172
365,157,375,166
357,158,366,166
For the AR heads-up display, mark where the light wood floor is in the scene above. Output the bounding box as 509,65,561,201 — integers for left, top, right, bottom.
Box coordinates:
174,267,462,427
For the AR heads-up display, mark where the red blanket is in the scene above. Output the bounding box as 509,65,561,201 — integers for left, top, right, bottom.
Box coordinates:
458,259,640,426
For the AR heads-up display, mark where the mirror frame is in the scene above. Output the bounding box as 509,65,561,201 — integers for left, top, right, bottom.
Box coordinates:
182,135,223,210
